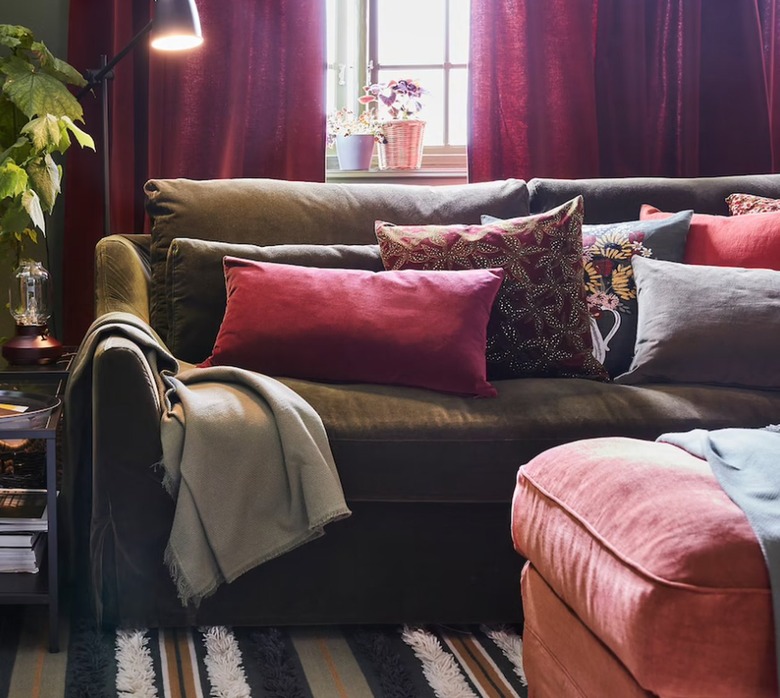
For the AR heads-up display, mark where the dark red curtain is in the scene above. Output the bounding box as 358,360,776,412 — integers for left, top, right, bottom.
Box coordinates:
469,0,778,182
63,0,326,344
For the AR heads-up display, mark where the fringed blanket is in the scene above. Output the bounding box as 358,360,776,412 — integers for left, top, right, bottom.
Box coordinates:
658,425,780,689
66,312,350,607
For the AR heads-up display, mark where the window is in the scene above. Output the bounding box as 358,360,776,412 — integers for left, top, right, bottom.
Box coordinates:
326,0,470,170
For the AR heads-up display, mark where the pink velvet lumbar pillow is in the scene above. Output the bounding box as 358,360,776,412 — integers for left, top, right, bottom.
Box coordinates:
640,204,780,269
200,256,505,397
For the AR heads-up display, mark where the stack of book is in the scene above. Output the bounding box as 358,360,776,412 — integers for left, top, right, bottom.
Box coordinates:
0,489,48,573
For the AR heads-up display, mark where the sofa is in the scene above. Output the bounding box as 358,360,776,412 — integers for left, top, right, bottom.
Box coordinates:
65,173,780,629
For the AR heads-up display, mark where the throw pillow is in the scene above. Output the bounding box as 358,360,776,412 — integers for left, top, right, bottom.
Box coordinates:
615,256,780,389
201,257,505,398
726,193,780,216
484,210,694,377
377,197,609,381
165,238,384,363
640,204,780,269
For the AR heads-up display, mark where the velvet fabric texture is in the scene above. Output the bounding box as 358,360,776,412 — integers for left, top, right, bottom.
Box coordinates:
376,197,608,382
165,239,382,363
63,0,326,344
512,437,776,697
201,257,505,397
640,204,780,268
727,192,780,215
616,257,780,389
145,178,530,344
469,1,780,182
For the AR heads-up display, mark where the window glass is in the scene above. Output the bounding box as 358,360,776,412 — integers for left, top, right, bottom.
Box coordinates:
449,68,468,145
376,0,446,66
449,0,470,64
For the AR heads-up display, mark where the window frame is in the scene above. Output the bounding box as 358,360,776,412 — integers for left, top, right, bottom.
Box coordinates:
326,0,468,172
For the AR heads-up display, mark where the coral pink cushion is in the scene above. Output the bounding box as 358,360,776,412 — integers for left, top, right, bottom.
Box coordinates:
512,437,775,697
640,204,780,269
201,257,504,397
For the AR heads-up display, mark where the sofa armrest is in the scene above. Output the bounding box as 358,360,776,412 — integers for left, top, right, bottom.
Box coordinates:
89,332,176,620
95,234,152,322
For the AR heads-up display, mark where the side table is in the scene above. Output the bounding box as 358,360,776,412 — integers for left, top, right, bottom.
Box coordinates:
0,350,75,653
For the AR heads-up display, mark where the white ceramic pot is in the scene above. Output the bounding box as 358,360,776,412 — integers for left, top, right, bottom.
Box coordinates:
335,134,376,170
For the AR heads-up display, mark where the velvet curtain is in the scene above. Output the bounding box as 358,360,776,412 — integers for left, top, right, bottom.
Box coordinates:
62,0,326,344
468,0,779,182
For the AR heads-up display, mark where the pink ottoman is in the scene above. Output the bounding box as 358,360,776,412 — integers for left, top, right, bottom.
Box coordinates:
512,437,776,697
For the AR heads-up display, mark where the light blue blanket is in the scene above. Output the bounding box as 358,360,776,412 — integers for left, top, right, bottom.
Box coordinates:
658,426,780,689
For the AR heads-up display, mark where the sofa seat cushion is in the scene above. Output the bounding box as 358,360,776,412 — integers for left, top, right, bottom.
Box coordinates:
277,378,780,503
512,437,775,697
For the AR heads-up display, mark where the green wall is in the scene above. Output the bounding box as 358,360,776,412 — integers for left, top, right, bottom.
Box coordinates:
3,0,71,341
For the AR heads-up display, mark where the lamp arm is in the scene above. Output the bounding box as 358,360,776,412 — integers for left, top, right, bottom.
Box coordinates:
76,20,154,99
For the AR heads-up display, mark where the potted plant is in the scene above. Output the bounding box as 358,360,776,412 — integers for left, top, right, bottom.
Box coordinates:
1,24,94,268
0,24,94,362
326,107,385,171
359,79,427,170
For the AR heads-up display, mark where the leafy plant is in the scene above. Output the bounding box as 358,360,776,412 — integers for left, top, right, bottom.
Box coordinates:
359,79,427,120
326,108,386,147
0,24,94,267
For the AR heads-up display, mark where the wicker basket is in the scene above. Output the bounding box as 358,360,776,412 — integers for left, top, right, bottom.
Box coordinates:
377,120,426,170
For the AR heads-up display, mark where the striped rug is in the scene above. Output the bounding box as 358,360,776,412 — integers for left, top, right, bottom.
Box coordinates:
63,621,527,697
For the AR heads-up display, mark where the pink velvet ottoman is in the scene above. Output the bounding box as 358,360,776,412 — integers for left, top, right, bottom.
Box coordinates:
511,436,776,697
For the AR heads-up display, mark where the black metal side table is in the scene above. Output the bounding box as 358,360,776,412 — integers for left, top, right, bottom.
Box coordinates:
0,350,75,653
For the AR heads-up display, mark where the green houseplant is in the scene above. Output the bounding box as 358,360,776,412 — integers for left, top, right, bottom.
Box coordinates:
0,24,94,267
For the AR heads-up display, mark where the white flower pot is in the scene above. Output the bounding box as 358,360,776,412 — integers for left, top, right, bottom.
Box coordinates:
335,134,375,171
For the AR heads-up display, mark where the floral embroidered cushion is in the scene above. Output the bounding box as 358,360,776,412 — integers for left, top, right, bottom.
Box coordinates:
726,193,780,216
376,196,609,382
482,209,694,376
580,210,693,376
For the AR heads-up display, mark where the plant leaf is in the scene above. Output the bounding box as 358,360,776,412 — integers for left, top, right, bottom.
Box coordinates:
31,41,87,88
21,188,44,234
61,115,95,150
0,25,34,51
0,136,27,165
26,154,60,213
1,56,84,120
0,160,28,199
21,114,61,151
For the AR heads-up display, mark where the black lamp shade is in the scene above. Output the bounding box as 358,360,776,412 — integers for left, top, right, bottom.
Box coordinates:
151,0,203,51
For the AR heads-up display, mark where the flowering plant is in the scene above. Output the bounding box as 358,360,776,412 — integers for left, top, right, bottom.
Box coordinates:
359,79,427,120
326,108,386,148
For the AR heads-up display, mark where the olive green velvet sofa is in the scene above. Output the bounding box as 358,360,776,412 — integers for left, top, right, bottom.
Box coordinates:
68,173,780,628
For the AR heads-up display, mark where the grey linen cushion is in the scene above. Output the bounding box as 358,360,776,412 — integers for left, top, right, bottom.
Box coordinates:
145,177,530,343
615,256,780,388
166,239,384,363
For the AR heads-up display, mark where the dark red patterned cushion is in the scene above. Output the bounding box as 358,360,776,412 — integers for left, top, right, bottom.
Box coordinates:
375,197,608,381
726,192,780,216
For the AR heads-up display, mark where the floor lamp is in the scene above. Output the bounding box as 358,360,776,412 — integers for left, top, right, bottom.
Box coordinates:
76,0,204,236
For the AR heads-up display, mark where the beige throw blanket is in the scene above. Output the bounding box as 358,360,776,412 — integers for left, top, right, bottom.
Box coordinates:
66,312,351,607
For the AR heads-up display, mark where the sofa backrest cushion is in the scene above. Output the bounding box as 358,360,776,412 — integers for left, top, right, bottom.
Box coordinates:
144,177,530,344
201,257,505,397
528,174,780,223
167,238,383,363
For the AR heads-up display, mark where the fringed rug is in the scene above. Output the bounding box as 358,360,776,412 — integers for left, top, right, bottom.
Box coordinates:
64,621,528,697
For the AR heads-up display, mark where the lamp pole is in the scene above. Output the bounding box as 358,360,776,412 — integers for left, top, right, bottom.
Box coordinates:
77,22,155,237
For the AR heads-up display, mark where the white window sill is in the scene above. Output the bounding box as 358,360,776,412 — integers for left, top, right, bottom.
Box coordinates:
326,168,468,185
